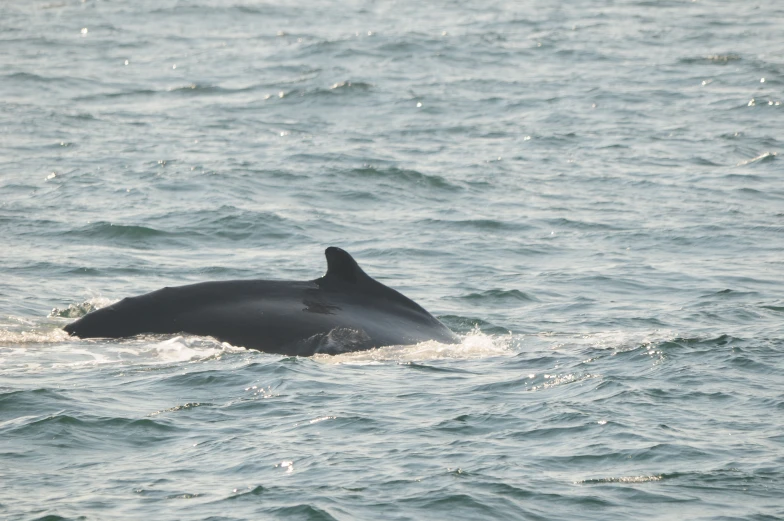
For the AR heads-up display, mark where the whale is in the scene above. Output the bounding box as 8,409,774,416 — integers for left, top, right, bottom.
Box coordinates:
63,247,459,356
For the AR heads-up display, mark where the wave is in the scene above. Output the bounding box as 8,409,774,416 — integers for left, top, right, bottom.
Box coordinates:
64,222,170,240
454,289,540,303
345,166,461,191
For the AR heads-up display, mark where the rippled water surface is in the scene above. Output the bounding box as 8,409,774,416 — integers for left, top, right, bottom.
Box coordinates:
2,1,783,520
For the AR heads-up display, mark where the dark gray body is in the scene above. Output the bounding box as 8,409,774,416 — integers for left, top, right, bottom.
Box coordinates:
63,247,458,356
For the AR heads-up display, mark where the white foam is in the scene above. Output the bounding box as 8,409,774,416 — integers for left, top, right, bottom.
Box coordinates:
575,475,663,484
149,335,244,363
0,328,71,344
0,333,246,373
316,328,513,365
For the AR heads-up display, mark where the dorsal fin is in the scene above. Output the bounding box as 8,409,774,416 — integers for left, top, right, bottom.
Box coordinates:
323,246,369,284
317,247,431,313
324,246,372,284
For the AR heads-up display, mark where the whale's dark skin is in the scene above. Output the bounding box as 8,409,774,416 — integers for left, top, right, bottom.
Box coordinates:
63,247,458,356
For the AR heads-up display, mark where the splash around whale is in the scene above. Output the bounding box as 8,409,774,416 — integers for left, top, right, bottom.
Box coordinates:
63,247,458,356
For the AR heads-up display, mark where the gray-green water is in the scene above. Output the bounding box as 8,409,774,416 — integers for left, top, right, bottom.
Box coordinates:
2,1,783,519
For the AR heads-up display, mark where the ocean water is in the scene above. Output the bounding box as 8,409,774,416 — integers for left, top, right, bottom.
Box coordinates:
2,0,783,519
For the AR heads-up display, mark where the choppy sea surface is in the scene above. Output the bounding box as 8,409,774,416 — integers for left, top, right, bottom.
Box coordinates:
2,1,783,519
